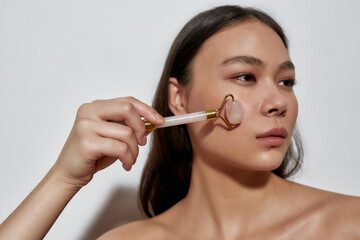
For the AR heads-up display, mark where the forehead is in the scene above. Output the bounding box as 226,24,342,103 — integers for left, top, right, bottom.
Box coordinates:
194,20,290,67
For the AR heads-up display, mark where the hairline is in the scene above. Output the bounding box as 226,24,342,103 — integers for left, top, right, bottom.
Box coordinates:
181,17,291,99
180,18,261,99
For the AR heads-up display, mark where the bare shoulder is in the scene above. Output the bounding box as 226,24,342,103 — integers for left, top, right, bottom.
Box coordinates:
97,218,176,240
320,191,360,238
287,181,360,238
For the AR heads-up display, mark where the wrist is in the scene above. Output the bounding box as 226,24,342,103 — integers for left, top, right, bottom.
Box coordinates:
46,165,86,194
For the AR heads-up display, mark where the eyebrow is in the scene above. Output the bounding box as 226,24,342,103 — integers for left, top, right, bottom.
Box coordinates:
279,61,295,70
220,55,295,70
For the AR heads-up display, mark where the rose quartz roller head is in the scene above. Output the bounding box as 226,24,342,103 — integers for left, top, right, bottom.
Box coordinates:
145,94,242,131
225,98,242,126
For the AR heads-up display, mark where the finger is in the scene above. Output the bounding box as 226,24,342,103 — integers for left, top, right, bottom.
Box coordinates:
123,97,164,124
91,97,163,122
95,156,132,172
83,99,144,145
90,98,162,145
94,121,140,159
95,137,137,169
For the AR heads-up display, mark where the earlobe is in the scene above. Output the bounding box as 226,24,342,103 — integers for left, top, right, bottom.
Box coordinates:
168,77,187,115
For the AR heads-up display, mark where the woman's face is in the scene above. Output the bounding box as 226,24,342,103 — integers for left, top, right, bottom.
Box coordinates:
183,20,298,172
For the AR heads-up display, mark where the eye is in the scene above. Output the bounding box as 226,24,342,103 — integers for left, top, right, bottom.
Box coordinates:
232,73,256,83
278,79,297,88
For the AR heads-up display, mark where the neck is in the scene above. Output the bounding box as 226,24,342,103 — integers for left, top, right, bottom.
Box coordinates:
178,156,287,238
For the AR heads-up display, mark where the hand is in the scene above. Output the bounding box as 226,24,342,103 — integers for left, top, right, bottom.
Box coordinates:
52,97,164,188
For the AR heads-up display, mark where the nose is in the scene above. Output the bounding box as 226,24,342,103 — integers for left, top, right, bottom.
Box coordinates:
259,84,287,118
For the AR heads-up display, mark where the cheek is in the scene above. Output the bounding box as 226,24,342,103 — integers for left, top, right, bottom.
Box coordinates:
185,81,237,116
292,97,298,120
186,92,297,171
186,84,256,157
185,82,218,112
287,95,298,133
186,97,262,167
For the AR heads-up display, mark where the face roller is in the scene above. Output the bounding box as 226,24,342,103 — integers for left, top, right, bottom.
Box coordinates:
145,94,242,131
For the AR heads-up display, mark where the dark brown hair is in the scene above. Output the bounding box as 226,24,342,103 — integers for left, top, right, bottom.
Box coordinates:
139,5,303,218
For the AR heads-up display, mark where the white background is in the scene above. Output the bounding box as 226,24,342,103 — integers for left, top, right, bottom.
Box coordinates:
1,0,359,239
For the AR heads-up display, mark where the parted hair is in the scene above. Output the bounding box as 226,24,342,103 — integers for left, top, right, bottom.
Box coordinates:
139,5,303,218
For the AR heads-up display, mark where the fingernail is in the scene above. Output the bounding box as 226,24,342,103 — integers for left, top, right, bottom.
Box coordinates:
122,163,130,171
154,112,164,122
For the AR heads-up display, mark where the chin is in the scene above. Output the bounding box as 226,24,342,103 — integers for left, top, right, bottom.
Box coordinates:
247,150,285,171
209,150,285,173
222,149,285,172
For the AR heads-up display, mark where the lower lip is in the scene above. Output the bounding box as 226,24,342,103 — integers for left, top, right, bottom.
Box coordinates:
256,137,285,146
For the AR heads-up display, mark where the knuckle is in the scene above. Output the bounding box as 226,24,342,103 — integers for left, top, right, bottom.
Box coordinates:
122,127,134,139
120,143,130,155
77,103,90,117
75,119,92,135
124,96,136,101
121,101,134,113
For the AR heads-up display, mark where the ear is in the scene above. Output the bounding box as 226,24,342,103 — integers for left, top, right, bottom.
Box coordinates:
168,77,187,115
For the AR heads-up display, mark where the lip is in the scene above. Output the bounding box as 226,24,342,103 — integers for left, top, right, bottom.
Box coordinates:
256,127,288,147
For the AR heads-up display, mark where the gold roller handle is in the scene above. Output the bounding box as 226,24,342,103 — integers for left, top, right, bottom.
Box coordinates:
144,94,236,131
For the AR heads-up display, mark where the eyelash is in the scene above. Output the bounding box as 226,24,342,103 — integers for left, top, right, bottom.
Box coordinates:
232,73,297,88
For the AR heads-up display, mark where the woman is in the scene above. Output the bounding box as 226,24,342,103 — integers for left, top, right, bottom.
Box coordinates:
1,5,359,240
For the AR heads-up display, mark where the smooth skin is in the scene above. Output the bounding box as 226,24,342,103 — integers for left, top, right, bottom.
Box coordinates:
1,20,360,240
100,21,360,239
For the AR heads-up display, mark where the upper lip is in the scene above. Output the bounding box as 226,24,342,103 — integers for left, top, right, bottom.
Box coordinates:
256,127,288,138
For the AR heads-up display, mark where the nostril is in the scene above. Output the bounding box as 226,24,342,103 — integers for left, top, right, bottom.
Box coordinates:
280,109,287,117
268,108,278,114
267,108,286,116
